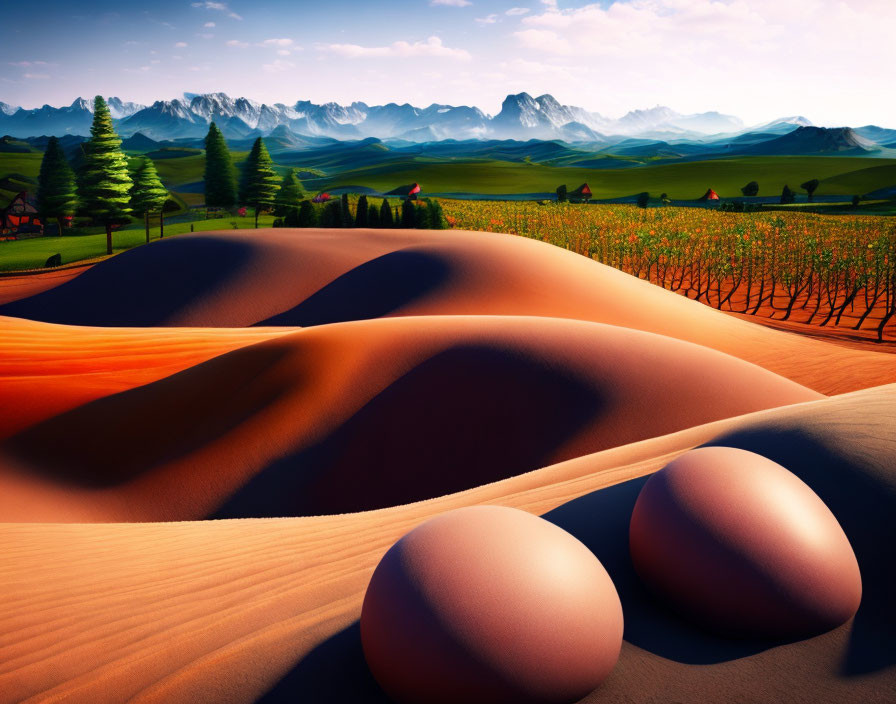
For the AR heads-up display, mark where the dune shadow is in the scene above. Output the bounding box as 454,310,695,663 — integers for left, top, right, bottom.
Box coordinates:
0,341,294,487
0,236,256,326
258,249,451,326
543,477,788,665
255,622,390,704
214,344,605,518
703,426,896,675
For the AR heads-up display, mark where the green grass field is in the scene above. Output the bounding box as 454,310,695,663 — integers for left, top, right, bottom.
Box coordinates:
3,152,896,205
0,215,274,272
2,146,895,272
321,156,896,199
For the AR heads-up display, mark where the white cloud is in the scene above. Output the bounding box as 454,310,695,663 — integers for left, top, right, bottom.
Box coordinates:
263,58,295,73
9,60,49,67
261,38,293,47
204,21,215,27
226,39,249,48
174,41,189,48
191,1,242,20
277,49,291,56
321,36,471,61
23,73,50,79
476,13,498,24
430,0,471,6
510,0,896,124
506,7,530,15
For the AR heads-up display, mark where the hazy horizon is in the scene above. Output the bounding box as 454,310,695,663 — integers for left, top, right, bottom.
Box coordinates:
3,0,894,127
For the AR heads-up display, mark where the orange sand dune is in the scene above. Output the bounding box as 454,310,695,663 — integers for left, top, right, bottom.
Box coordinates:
0,315,819,522
0,315,295,439
0,385,893,704
0,265,90,306
1,229,893,394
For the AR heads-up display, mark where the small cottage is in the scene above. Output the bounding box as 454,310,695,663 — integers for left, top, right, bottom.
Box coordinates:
569,183,593,203
1,192,42,234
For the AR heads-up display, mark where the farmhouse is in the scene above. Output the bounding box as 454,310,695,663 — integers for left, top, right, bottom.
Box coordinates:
1,192,42,235
569,183,593,203
387,183,422,199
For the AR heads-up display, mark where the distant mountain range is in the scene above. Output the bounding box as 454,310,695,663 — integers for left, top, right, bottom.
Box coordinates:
1,93,895,161
0,91,889,145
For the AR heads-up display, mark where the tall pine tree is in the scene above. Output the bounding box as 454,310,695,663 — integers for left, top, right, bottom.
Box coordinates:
36,136,78,235
204,122,237,212
379,198,394,228
355,194,369,227
239,137,280,228
78,96,132,255
274,169,305,216
401,199,416,228
339,193,352,227
130,157,169,243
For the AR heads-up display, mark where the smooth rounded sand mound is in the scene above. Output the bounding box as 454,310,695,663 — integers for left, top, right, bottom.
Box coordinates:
361,505,623,704
0,316,821,521
1,229,892,395
629,446,862,639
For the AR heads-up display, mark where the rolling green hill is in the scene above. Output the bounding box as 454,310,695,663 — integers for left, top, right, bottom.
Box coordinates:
321,156,896,200
2,150,895,208
817,163,896,197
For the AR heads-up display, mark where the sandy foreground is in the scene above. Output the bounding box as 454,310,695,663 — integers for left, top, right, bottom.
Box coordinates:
0,229,894,703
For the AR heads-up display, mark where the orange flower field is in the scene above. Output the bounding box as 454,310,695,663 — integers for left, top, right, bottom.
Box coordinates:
442,201,896,342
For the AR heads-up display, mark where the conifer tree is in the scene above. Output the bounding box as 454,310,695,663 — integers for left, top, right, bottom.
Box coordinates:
204,122,237,212
239,137,280,228
274,169,305,215
130,157,169,243
379,198,394,227
322,200,342,227
401,198,416,228
780,184,796,204
298,199,316,227
78,96,133,255
414,200,431,229
368,202,380,227
340,193,352,227
426,198,447,229
36,136,78,235
355,194,369,227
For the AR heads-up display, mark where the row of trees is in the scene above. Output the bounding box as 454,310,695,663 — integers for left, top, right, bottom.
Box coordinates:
274,193,447,230
205,123,447,229
204,123,283,227
36,96,169,254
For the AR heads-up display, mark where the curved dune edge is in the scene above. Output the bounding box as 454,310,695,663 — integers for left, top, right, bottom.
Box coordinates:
0,385,894,704
0,229,894,395
0,315,820,522
0,315,297,440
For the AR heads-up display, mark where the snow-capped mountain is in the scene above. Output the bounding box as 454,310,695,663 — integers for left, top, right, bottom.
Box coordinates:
1,93,887,146
491,93,614,139
106,97,145,119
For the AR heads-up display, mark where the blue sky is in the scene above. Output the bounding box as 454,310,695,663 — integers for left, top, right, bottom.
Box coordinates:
2,0,894,126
